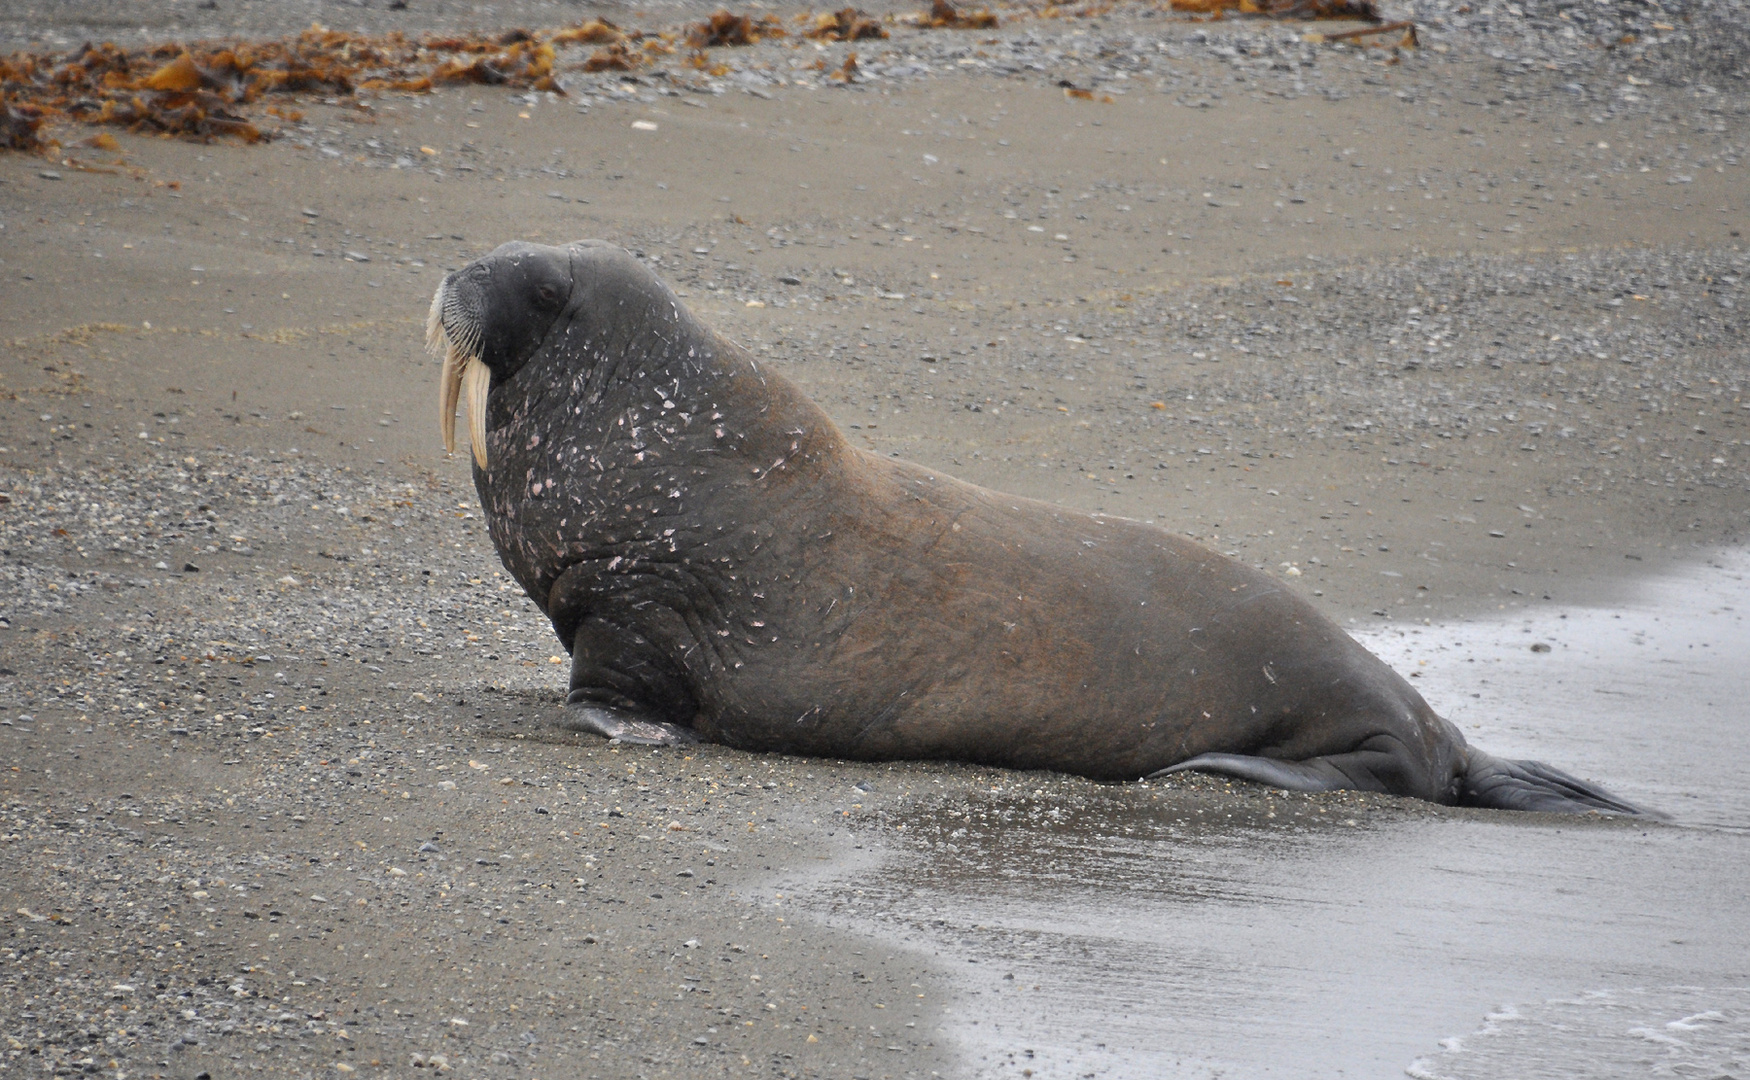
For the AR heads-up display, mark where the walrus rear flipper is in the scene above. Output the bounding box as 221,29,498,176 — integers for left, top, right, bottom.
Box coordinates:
1155,750,1655,816
1149,752,1397,795
1459,751,1653,816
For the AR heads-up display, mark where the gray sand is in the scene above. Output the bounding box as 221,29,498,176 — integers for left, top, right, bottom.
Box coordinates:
1,0,1746,1076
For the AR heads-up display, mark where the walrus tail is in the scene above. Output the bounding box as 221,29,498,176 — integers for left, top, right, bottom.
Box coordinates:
1457,750,1657,817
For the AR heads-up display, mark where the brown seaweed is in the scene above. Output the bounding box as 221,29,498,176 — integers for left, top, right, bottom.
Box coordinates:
549,19,626,46
688,11,788,47
917,0,1001,30
803,8,890,41
2,97,52,151
1169,0,1382,20
0,22,583,152
582,42,643,73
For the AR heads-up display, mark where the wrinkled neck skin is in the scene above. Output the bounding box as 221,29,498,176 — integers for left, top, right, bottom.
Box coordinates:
471,286,841,650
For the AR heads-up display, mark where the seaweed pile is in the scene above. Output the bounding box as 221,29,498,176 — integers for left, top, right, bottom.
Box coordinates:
1,23,587,151
1,0,1410,154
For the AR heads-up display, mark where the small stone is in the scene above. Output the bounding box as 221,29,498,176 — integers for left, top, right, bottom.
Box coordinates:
183,563,200,572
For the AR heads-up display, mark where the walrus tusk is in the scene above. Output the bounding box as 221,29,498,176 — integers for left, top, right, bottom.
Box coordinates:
430,285,462,455
462,353,491,470
438,344,463,454
437,347,491,469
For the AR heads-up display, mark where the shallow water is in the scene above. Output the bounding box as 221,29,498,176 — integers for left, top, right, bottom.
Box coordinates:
1405,986,1750,1080
797,553,1750,1078
1360,550,1749,832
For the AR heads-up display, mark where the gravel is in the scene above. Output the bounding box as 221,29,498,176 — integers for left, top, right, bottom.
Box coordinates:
2,0,1746,1074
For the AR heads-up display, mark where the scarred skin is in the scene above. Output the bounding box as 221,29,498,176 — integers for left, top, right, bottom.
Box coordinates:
434,239,1650,815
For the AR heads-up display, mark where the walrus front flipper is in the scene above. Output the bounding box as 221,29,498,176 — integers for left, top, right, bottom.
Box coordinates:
555,613,700,746
1459,751,1652,816
558,702,698,746
1149,751,1398,794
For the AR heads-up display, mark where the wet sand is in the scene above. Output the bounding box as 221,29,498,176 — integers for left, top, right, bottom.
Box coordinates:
795,553,1749,1078
2,0,1747,1076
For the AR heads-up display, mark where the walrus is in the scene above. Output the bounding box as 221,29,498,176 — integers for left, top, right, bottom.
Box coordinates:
428,239,1650,816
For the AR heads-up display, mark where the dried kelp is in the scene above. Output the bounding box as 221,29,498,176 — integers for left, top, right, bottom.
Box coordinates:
830,52,863,82
1,97,51,151
582,41,644,73
1058,78,1115,102
689,11,788,47
0,19,626,152
549,19,626,46
1169,0,1382,20
1306,19,1418,44
429,38,560,88
803,8,890,41
915,0,1000,30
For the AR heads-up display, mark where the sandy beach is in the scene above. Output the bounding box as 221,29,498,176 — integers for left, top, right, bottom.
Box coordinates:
2,0,1746,1076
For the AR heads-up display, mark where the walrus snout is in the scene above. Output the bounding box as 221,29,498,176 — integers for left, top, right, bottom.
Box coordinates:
428,244,573,469
428,267,493,469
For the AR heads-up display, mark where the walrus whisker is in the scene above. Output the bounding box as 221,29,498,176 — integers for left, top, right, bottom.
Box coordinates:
424,279,448,358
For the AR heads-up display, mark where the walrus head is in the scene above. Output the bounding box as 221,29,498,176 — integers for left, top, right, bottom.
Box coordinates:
428,242,574,468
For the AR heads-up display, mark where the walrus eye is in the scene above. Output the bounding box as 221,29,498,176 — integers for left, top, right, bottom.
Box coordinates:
536,283,559,305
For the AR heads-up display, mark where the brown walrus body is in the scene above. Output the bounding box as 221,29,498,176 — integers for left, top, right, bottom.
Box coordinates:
429,239,1649,815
